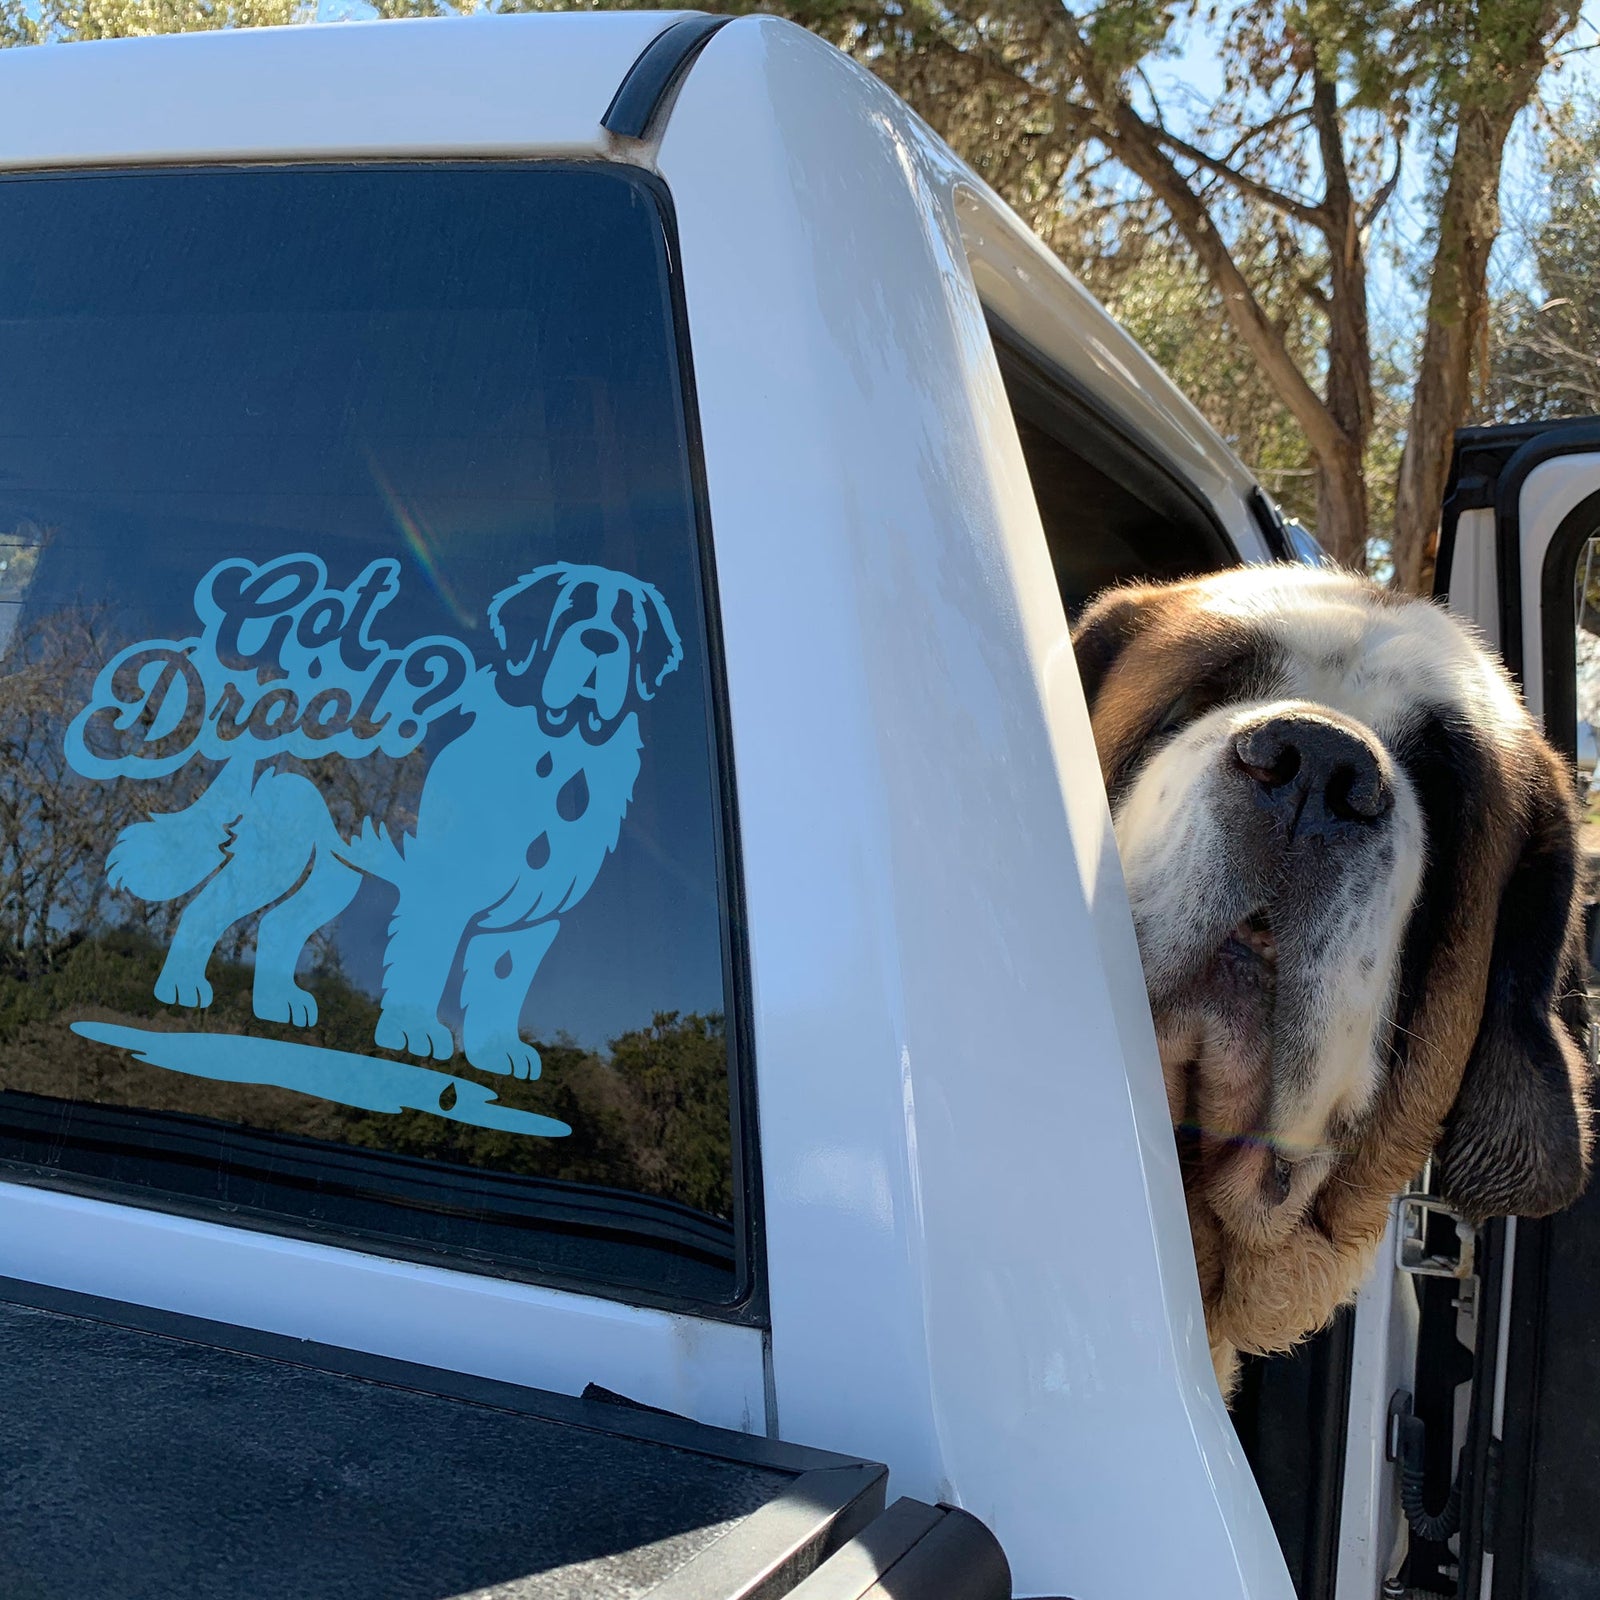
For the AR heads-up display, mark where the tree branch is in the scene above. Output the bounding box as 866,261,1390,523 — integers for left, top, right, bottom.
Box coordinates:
1150,124,1327,229
1309,64,1353,254
913,29,1095,140
1021,0,1359,519
1300,275,1331,312
1217,95,1312,169
1359,142,1404,233
1392,0,1580,592
1100,103,1351,469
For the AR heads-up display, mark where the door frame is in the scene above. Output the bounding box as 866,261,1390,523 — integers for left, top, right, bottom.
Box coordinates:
1437,418,1600,1600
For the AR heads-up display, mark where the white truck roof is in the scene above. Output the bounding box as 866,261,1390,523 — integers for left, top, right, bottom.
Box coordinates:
0,11,674,163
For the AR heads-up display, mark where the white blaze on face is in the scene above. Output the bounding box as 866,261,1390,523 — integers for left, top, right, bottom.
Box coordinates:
1190,566,1524,745
1115,707,1242,998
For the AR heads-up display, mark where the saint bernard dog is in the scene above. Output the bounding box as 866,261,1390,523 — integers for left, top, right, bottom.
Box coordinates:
1073,563,1594,1396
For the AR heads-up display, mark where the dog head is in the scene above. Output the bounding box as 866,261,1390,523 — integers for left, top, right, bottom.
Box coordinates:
486,563,683,738
1074,564,1593,1369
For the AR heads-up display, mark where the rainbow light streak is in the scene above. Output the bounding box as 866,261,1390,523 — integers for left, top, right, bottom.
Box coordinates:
366,452,477,632
1174,1121,1343,1161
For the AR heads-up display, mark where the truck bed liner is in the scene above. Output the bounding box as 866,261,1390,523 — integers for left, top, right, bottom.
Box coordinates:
0,1278,1007,1599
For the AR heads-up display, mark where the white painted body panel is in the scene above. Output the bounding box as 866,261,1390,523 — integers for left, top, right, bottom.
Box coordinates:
0,12,678,168
663,19,1286,1597
1450,506,1503,655
1516,452,1600,721
0,13,1291,1595
1334,1207,1419,1600
0,1182,767,1431
954,185,1270,560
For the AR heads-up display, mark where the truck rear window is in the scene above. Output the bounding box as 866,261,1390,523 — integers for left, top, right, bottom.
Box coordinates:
0,163,753,1311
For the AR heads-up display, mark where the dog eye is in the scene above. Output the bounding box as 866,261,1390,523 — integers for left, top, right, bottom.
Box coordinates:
1154,691,1199,739
1270,1154,1294,1205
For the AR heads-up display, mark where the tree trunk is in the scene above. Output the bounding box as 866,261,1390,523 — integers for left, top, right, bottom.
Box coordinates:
1392,5,1577,594
1095,100,1358,494
1312,67,1372,573
1392,111,1516,593
1315,442,1369,571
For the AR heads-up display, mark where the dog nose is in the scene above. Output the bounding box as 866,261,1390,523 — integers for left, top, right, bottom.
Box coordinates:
1233,712,1390,837
579,628,620,656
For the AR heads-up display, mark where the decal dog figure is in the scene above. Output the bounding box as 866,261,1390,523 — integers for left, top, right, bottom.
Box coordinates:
101,562,682,1078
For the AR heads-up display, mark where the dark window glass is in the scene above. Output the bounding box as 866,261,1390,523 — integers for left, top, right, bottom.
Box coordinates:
987,324,1237,617
0,164,750,1309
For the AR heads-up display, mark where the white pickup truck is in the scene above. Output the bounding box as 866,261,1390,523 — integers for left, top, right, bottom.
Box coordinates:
1,13,1598,1600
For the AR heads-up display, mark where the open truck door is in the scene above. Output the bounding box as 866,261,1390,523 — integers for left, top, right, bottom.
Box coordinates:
1409,416,1600,1600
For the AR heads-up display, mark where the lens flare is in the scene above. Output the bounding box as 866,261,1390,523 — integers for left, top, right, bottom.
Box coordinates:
1174,1121,1342,1161
366,452,476,632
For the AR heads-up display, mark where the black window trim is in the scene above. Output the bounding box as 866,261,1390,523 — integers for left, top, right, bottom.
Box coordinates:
1536,486,1600,758
0,157,768,1329
1248,486,1296,563
602,13,731,141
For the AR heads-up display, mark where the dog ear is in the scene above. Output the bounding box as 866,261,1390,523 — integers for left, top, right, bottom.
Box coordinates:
1437,751,1595,1221
631,581,684,701
1071,583,1155,711
488,566,571,677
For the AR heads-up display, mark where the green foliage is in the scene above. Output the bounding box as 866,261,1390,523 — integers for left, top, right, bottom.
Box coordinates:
5,0,309,40
0,2,39,44
1084,0,1180,77
1487,96,1600,423
610,1011,736,1216
1287,0,1578,125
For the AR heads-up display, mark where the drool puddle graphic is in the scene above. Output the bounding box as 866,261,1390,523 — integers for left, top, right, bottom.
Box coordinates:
64,552,683,1137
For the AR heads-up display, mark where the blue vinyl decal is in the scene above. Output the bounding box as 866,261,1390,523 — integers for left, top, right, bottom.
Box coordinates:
63,555,684,1136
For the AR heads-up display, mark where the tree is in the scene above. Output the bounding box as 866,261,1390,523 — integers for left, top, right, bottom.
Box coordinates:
381,0,1570,590
799,0,1580,590
0,0,304,44
0,602,162,975
1488,95,1600,422
1387,5,1583,590
395,0,1574,587
3,0,1580,590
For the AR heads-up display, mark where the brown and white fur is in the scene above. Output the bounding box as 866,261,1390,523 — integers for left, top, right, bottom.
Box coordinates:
1073,564,1594,1397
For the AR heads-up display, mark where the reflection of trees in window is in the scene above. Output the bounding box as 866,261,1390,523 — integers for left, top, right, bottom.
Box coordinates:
2,927,732,1217
0,602,732,1220
0,606,171,976
0,522,45,662
0,600,429,984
